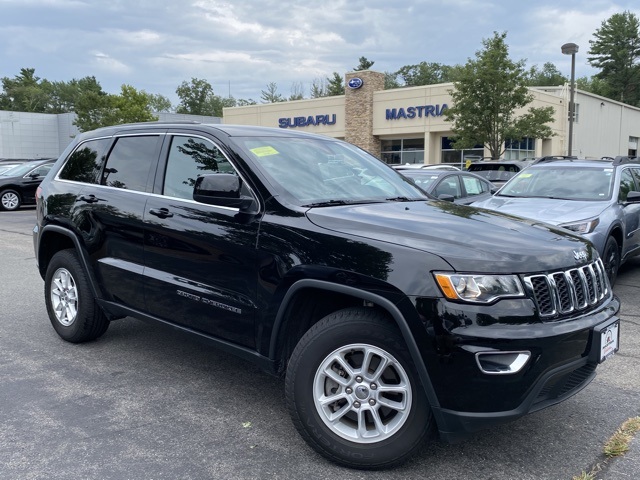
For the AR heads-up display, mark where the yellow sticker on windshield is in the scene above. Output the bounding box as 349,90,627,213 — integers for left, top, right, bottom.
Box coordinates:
250,146,279,157
519,173,532,178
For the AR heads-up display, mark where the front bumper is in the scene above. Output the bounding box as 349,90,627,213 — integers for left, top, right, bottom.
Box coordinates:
413,295,620,440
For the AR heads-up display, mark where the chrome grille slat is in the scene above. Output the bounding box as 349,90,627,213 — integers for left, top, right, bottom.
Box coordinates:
524,259,609,318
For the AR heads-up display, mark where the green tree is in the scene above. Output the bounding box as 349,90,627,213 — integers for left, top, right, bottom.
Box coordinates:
310,78,327,98
0,68,49,112
176,78,215,115
289,81,305,100
326,72,345,96
44,76,105,113
384,72,401,90
73,84,157,132
525,62,568,86
588,11,640,105
395,62,457,86
147,93,173,112
237,98,257,106
353,56,375,71
260,82,285,103
444,32,555,159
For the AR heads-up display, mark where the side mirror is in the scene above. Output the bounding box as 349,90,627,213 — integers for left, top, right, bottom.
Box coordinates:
626,191,640,204
193,174,257,213
437,194,455,202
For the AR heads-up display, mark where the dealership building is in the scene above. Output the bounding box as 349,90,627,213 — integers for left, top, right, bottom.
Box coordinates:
1,70,638,164
224,70,640,166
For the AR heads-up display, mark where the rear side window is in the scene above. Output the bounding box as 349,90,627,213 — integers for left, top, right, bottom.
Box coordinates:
59,138,110,184
101,136,160,192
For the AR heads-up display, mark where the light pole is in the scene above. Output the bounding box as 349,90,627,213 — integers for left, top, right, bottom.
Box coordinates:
561,42,579,156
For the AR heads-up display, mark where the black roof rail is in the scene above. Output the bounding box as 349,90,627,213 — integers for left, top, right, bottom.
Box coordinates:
532,155,578,164
612,156,640,166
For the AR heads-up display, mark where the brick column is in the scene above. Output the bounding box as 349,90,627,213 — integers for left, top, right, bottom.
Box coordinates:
344,70,385,158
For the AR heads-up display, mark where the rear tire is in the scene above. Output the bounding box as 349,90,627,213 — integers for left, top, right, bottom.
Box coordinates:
0,189,21,211
285,307,433,469
44,249,109,342
602,236,620,287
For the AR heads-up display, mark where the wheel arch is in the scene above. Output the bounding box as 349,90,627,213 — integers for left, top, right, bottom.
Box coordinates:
37,225,102,300
269,279,443,415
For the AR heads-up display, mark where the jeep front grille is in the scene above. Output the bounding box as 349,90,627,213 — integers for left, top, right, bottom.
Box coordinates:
524,259,609,318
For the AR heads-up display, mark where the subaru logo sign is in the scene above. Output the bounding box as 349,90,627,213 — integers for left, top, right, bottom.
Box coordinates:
348,77,363,89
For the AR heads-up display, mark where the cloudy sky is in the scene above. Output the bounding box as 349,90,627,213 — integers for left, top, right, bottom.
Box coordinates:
1,0,639,106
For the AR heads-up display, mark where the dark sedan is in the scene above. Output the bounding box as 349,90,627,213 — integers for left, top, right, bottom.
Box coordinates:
398,168,497,204
0,159,56,211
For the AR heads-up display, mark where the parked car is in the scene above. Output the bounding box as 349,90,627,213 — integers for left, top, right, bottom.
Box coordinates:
34,123,619,469
472,156,640,285
393,163,460,171
466,159,537,187
0,158,56,211
398,168,497,205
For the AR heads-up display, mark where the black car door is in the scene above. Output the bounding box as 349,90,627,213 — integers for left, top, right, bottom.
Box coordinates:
143,132,261,348
73,133,163,311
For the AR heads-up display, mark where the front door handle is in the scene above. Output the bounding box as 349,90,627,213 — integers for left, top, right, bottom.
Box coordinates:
148,207,173,219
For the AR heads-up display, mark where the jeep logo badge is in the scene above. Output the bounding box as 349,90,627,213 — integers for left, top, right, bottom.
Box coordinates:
573,250,588,262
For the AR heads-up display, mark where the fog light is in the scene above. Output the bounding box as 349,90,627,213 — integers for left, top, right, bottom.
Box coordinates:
475,351,531,375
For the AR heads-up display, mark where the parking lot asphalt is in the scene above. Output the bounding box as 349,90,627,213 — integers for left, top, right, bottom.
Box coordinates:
1,208,639,480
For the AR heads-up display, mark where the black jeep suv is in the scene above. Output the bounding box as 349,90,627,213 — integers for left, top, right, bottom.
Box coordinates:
34,123,620,469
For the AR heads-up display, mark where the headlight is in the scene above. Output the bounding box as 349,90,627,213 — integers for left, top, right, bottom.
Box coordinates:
560,218,599,234
434,273,524,303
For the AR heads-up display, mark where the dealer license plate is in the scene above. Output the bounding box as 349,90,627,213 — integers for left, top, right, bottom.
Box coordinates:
600,321,619,362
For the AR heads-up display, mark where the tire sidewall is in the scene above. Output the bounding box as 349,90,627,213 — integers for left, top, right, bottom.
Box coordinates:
44,251,90,341
0,189,21,211
287,312,430,468
603,236,619,286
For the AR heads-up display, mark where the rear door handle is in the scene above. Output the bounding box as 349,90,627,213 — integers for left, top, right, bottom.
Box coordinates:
148,207,173,219
79,194,100,203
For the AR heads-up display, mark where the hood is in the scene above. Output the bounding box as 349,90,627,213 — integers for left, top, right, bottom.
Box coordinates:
306,200,596,273
473,196,609,225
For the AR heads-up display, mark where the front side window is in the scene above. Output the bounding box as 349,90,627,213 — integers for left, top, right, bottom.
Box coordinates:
163,135,239,201
59,138,111,184
461,175,489,196
29,164,53,177
618,169,636,202
101,136,159,192
434,176,461,198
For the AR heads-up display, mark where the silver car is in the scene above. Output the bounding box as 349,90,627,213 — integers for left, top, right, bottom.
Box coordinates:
472,156,640,285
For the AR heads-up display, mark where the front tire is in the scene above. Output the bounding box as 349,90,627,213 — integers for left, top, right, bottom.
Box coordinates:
0,189,21,211
602,236,620,286
285,307,433,469
44,249,109,343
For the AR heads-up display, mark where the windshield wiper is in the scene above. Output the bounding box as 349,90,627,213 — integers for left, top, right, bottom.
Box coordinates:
302,199,381,208
385,196,415,202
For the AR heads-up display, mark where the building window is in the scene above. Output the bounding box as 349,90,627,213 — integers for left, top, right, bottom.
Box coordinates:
504,137,536,160
440,137,483,168
629,136,638,157
381,138,424,165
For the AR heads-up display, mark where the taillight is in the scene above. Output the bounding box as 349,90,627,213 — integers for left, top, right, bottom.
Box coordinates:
36,186,42,202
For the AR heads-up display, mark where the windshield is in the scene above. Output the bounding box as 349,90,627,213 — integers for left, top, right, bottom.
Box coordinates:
400,172,441,190
0,163,39,177
498,166,614,200
232,136,428,206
